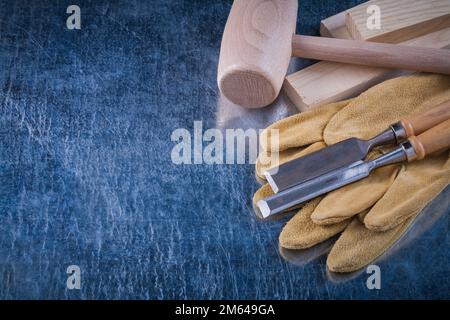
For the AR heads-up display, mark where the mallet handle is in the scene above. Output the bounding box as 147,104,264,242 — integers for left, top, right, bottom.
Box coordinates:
292,35,450,75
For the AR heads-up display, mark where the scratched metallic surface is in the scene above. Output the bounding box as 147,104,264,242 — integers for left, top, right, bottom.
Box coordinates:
0,0,448,299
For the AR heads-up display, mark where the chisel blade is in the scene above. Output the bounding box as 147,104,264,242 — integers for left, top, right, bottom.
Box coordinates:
258,143,409,219
258,160,372,218
265,138,371,193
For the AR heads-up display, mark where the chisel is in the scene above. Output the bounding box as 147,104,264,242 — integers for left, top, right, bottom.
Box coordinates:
265,100,450,193
257,118,450,219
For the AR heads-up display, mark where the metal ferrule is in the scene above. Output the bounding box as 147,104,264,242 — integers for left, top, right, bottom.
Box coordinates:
370,146,407,170
400,140,418,162
390,121,408,144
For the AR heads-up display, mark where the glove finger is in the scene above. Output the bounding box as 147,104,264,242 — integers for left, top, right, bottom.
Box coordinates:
256,141,326,181
279,197,351,250
311,151,401,225
327,211,418,273
260,100,349,153
364,151,450,231
323,74,450,145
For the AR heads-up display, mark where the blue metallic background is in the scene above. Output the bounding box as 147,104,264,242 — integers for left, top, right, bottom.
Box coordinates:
0,0,448,299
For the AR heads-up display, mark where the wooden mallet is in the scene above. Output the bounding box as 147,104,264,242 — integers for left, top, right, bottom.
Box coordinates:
217,0,450,108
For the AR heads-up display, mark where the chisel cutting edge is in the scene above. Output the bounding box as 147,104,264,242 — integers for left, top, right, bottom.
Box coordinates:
265,100,450,193
258,118,450,219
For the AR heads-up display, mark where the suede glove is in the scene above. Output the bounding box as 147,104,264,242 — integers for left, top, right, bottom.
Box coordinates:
253,74,450,273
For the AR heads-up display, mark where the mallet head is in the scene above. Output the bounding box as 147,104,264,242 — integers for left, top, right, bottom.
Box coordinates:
217,0,298,108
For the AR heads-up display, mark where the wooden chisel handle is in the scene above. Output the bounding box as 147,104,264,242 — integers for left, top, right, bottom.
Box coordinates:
291,35,450,75
408,118,450,160
401,100,450,137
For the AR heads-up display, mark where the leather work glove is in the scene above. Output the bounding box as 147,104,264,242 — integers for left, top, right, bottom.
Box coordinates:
253,74,450,273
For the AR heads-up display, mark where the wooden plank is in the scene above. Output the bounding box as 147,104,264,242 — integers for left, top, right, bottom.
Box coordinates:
346,0,450,43
319,11,350,39
283,62,404,112
283,23,450,111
